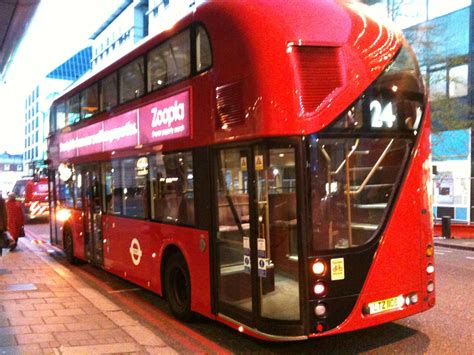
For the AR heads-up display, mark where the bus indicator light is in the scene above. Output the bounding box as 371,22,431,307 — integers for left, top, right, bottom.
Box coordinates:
426,245,434,257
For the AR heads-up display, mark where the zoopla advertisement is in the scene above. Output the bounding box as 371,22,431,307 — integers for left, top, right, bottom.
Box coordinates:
59,90,190,159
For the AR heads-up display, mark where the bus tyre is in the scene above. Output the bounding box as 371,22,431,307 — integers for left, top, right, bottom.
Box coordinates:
164,253,193,321
64,229,78,265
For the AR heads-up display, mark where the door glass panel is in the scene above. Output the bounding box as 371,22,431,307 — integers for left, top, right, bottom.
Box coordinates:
216,149,252,312
84,167,103,265
256,147,300,321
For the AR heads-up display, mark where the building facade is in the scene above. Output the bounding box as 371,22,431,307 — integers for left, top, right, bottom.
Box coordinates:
90,0,203,72
23,47,92,175
0,152,23,197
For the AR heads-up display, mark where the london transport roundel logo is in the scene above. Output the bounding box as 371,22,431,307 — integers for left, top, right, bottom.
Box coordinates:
129,238,142,266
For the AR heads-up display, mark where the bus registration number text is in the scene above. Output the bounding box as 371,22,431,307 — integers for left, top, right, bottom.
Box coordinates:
367,295,403,315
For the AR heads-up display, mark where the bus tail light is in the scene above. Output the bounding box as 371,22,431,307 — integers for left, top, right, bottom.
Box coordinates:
314,282,327,296
315,322,326,333
427,281,434,293
426,264,434,274
312,260,327,276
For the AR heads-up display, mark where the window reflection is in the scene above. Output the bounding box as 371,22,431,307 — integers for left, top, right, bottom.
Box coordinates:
55,101,67,130
67,94,81,125
149,151,194,225
104,158,148,219
310,137,410,251
147,30,190,92
119,57,145,103
196,26,212,72
100,72,118,111
81,84,99,119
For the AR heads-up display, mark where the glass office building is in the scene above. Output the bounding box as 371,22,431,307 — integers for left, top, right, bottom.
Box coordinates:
364,0,473,222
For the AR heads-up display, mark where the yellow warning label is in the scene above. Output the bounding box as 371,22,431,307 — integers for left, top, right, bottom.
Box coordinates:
240,157,247,171
331,258,345,281
255,155,264,171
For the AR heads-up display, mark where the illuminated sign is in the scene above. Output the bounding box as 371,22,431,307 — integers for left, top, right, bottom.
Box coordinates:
368,99,422,130
59,90,190,159
139,90,190,144
370,101,396,129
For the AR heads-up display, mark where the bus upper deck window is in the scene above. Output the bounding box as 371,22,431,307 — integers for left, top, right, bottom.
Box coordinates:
81,84,99,119
100,72,118,112
119,57,145,104
196,26,212,72
147,29,191,92
67,94,81,125
54,101,67,131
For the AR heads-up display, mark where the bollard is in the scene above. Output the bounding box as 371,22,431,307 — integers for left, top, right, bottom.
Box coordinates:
441,216,451,239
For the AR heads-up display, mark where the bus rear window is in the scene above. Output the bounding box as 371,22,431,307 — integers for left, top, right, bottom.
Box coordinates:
196,25,212,72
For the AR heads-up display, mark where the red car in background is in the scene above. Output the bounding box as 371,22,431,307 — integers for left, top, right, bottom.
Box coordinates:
12,177,49,221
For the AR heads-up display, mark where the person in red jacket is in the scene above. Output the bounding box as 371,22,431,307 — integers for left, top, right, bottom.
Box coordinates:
6,192,25,249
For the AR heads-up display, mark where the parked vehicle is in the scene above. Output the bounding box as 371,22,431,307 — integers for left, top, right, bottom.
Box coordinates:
12,177,49,221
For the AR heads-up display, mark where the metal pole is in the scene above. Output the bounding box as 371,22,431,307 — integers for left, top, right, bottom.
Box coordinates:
441,216,452,239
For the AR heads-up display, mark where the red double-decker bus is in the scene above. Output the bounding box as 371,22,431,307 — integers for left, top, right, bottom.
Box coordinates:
47,0,434,340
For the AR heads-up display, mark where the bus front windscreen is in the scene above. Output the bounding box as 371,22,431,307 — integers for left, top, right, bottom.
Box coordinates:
308,44,425,252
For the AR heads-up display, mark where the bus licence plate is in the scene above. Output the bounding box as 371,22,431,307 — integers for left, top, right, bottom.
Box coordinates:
367,296,403,315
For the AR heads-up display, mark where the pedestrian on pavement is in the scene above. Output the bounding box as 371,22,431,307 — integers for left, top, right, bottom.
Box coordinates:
5,192,25,250
0,195,16,251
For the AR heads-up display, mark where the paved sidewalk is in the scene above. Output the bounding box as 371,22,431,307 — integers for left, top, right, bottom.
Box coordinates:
433,237,474,251
0,235,177,354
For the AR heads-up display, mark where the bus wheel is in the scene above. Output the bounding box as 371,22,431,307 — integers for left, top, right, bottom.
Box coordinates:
164,253,193,321
64,229,78,265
